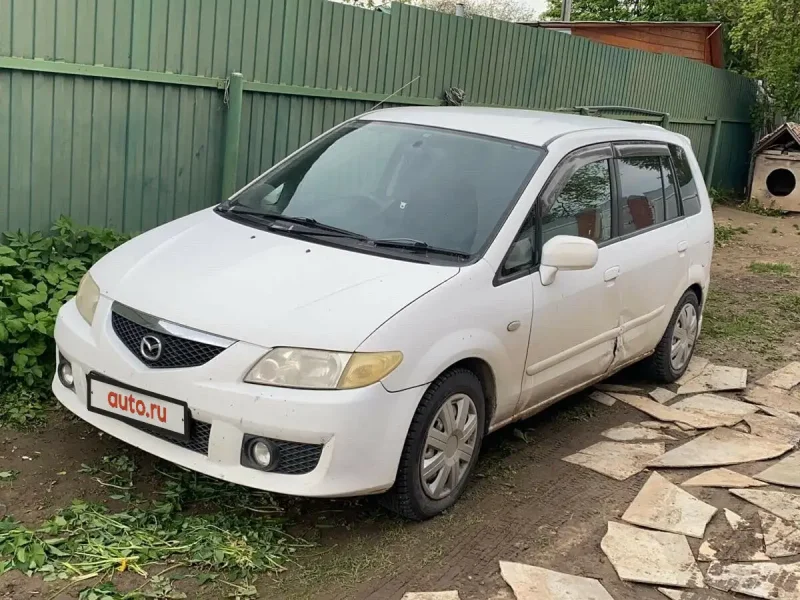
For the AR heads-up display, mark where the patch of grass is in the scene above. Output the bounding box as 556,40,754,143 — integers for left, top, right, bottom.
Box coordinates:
749,262,793,276
0,384,48,429
714,224,748,247
776,293,800,319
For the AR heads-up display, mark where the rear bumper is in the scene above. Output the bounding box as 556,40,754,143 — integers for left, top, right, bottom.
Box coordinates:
53,298,425,497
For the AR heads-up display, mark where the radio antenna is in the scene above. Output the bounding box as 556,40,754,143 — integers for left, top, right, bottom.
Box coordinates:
369,75,421,111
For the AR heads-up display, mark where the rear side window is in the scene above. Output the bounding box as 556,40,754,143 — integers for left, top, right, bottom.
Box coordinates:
670,145,701,216
617,156,669,235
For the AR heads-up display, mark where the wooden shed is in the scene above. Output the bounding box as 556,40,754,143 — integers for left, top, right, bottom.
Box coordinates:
750,123,800,213
525,21,724,68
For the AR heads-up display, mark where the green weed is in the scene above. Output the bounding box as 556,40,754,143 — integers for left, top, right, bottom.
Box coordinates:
0,470,19,482
714,224,748,247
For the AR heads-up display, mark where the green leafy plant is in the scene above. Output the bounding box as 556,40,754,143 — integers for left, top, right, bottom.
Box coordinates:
0,218,129,390
0,383,48,428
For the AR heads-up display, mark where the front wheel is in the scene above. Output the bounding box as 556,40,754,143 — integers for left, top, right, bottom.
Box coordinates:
381,369,485,520
645,290,700,383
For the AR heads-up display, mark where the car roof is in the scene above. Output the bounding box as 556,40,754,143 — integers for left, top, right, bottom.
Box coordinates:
360,106,666,147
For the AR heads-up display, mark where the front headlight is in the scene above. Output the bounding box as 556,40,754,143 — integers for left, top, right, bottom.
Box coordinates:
75,272,100,325
245,348,403,390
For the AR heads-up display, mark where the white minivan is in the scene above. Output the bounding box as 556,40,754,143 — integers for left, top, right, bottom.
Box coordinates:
53,108,713,519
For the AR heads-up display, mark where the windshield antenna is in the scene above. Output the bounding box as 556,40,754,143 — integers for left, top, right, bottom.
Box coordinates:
369,75,421,112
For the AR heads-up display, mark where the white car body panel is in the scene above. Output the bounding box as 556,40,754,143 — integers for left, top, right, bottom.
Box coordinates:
54,107,714,498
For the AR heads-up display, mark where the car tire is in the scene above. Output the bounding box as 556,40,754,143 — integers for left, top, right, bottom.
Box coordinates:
381,368,486,521
645,289,701,383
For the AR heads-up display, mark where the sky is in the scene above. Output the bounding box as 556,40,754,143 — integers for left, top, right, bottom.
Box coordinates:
521,0,549,18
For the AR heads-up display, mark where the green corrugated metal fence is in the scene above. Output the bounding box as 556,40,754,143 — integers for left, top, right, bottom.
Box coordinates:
0,0,756,233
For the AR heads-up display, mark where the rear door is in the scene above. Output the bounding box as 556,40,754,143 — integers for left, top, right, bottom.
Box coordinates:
610,143,689,363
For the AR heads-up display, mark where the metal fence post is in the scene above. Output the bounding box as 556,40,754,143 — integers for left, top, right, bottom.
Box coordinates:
661,114,670,129
221,72,244,200
705,118,722,184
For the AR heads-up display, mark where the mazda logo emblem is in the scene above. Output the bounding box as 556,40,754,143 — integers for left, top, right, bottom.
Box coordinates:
140,335,163,361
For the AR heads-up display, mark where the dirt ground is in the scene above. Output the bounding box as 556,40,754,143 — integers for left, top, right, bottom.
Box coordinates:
2,205,800,600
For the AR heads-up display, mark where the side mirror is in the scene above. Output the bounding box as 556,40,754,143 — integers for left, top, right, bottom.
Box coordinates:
539,235,599,286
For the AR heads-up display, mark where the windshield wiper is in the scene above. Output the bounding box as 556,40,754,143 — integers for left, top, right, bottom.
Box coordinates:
370,238,471,259
220,206,368,240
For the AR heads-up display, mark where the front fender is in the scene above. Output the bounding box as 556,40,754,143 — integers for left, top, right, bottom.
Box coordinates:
358,260,532,427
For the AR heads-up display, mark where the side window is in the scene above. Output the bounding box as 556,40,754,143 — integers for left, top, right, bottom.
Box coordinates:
541,159,613,245
617,156,667,235
501,211,535,278
662,156,681,221
670,144,701,216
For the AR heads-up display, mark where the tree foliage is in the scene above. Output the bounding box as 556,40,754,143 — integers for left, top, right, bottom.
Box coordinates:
543,0,712,21
341,0,539,21
717,0,800,118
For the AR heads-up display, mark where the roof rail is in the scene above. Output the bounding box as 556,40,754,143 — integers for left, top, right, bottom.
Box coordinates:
558,105,671,129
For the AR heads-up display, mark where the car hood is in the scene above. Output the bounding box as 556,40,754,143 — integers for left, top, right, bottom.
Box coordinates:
92,209,458,351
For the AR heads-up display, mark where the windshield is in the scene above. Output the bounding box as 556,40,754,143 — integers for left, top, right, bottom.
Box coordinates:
226,120,543,257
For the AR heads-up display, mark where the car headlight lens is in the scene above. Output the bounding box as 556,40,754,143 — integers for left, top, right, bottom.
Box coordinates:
245,348,403,390
75,272,100,325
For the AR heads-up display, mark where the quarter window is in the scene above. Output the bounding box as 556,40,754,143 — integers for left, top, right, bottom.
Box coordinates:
670,145,701,216
618,156,668,235
542,159,613,245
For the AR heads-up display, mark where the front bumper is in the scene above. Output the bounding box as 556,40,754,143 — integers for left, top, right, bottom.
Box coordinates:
53,298,425,497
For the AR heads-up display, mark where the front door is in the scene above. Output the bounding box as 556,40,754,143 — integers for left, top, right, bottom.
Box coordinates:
515,145,623,414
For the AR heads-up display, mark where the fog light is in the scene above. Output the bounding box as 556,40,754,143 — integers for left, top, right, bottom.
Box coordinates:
58,359,74,389
248,438,277,470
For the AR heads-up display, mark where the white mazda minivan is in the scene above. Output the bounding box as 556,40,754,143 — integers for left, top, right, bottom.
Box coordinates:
53,107,713,519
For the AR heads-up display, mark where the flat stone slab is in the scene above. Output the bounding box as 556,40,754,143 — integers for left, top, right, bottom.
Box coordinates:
613,393,746,429
658,589,728,599
744,385,800,414
732,489,800,524
676,365,748,395
760,510,800,559
601,422,676,441
641,420,683,433
650,428,792,469
590,390,618,407
563,441,666,481
651,387,678,404
697,508,769,562
706,561,800,598
498,561,614,600
671,394,759,419
757,362,800,391
682,468,767,489
595,383,644,393
676,356,711,386
402,593,460,600
601,522,705,588
756,452,800,487
622,472,717,538
746,415,800,446
756,404,800,425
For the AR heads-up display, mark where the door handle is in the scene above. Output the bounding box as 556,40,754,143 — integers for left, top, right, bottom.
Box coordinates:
604,266,620,282
677,240,689,253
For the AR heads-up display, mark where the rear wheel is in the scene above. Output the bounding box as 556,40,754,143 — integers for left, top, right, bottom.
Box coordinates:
645,290,700,383
381,369,485,520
